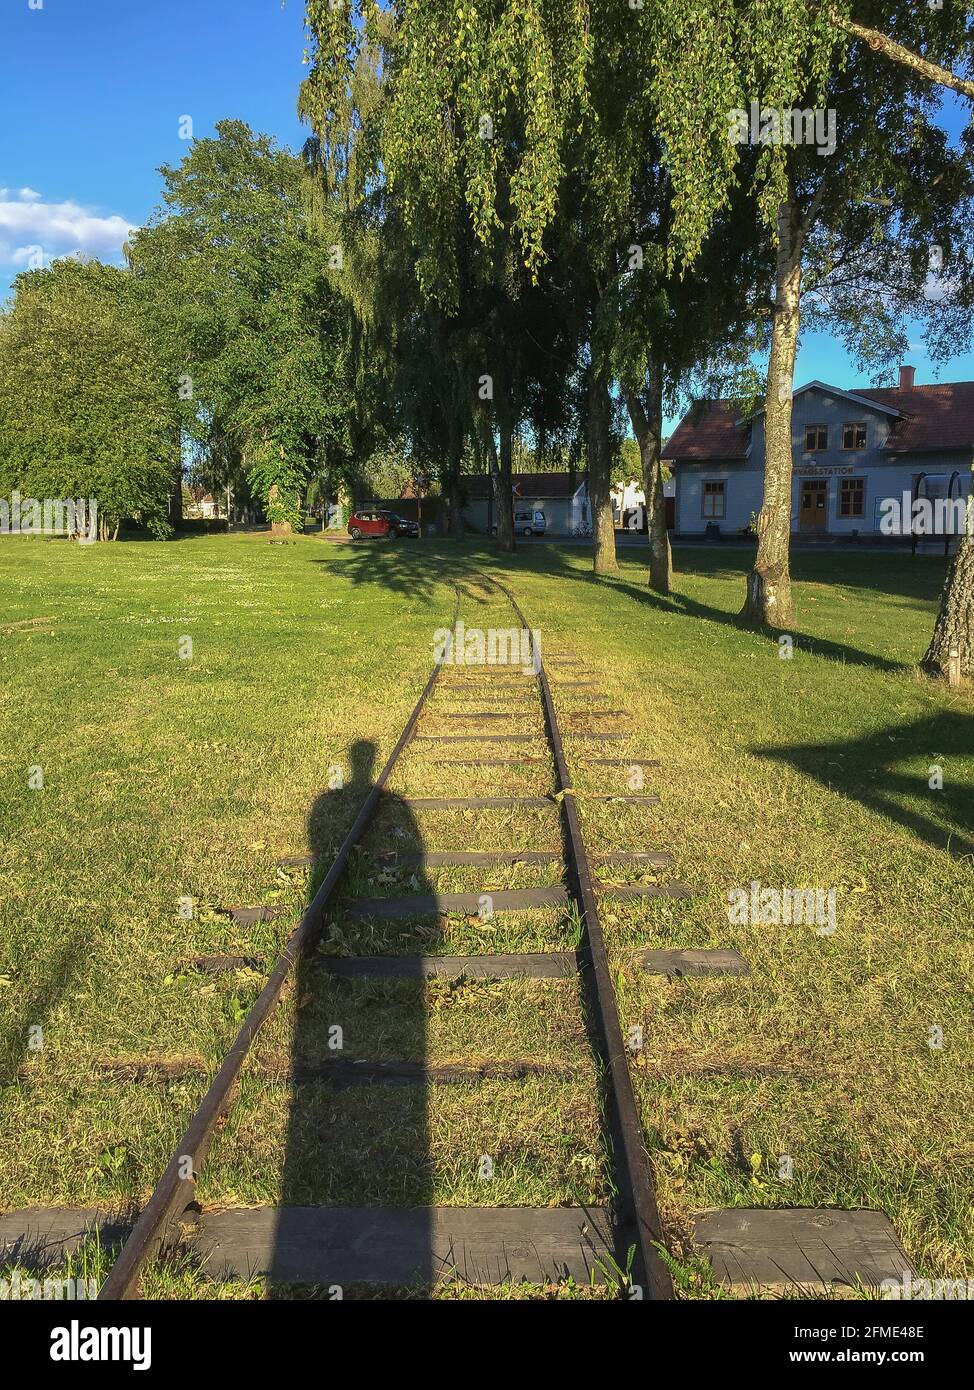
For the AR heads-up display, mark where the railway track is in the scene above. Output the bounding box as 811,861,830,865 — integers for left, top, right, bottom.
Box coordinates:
98,573,687,1300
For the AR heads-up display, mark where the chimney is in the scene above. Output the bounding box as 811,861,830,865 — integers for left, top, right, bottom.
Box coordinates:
899,364,916,390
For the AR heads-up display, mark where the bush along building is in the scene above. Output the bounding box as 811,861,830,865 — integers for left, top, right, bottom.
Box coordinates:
665,367,974,541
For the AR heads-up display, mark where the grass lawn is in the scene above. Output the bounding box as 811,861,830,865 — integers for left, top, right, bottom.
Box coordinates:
1,531,971,1297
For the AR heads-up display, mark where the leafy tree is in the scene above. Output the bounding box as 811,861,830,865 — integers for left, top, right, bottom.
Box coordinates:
0,257,176,538
736,39,974,626
130,120,352,533
303,2,787,575
818,7,974,682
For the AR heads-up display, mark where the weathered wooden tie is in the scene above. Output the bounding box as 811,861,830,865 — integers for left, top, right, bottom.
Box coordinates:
422,756,549,766
317,947,744,980
341,887,568,916
580,757,659,766
317,951,579,979
413,734,537,743
228,905,289,926
196,1205,614,1286
632,948,749,976
403,795,553,809
693,1209,917,1293
371,849,562,867
433,711,536,720
180,945,742,980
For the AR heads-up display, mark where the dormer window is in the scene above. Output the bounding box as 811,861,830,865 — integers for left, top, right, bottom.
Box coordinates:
842,423,867,450
804,425,828,452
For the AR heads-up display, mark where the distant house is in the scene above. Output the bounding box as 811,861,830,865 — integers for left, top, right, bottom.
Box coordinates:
611,476,676,531
461,470,676,535
462,473,590,535
185,488,225,520
664,366,974,538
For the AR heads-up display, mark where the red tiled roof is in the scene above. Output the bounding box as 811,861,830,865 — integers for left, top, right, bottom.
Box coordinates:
663,400,750,462
856,382,974,454
465,471,582,499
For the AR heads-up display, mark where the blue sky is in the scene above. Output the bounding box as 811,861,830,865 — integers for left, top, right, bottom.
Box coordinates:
2,0,972,434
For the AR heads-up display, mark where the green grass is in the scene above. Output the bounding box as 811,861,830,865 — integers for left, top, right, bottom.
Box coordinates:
1,531,972,1298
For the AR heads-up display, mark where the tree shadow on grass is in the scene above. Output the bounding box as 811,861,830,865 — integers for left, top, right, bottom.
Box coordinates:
752,711,974,860
268,738,441,1297
308,536,501,605
672,544,949,607
568,565,910,675
311,537,919,675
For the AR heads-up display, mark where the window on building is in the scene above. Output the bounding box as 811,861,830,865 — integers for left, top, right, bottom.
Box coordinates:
842,422,867,450
804,424,828,452
702,480,725,519
839,477,865,517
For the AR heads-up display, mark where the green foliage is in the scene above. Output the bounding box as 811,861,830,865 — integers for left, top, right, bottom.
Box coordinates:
614,437,640,483
358,441,415,501
130,120,353,521
0,257,176,536
304,1,841,286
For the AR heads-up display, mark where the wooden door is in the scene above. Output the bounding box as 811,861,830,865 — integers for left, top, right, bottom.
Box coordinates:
798,479,828,532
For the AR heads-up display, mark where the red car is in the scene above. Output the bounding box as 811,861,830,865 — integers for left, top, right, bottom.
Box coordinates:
347,510,419,541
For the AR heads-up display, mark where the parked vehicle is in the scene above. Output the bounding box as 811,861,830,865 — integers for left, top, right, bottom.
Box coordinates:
347,510,419,540
492,508,546,537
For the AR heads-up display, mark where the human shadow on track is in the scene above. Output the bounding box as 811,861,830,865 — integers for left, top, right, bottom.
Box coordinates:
269,738,442,1297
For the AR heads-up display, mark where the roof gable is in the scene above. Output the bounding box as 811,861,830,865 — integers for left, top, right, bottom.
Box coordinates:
743,381,902,421
666,379,974,461
790,380,903,418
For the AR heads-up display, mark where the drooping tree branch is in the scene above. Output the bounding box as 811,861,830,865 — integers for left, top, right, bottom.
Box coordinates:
827,8,974,98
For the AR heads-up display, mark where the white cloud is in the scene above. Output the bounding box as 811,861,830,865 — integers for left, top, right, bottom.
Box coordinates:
0,188,137,269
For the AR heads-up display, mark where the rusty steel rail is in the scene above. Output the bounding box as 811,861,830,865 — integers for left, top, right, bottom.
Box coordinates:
99,611,456,1299
487,573,674,1300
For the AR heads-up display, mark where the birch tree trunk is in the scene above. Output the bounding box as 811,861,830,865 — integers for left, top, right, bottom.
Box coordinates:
588,368,618,574
921,478,974,681
740,199,802,628
336,482,351,528
627,367,672,595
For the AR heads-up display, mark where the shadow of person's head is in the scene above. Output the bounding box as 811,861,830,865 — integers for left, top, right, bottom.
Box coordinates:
306,738,378,866
348,738,377,790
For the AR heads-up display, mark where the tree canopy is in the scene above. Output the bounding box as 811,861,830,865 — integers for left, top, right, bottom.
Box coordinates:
130,119,354,531
0,257,177,538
